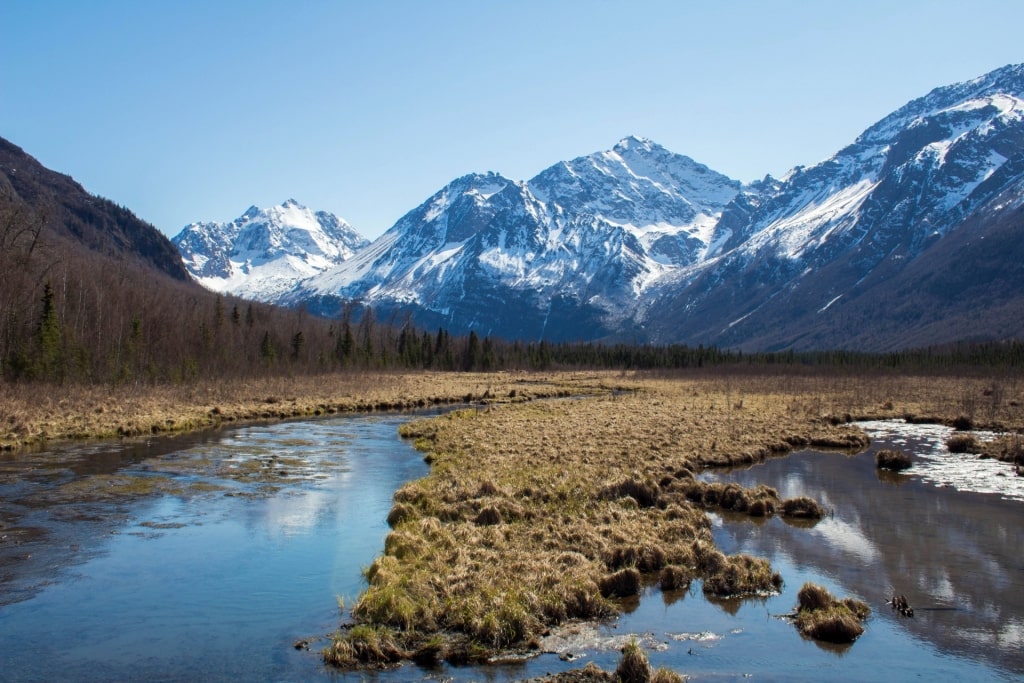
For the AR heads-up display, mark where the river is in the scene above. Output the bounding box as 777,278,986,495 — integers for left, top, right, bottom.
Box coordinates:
0,414,1021,681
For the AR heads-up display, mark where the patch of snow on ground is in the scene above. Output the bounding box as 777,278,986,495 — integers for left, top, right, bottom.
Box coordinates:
858,420,1024,502
818,294,843,313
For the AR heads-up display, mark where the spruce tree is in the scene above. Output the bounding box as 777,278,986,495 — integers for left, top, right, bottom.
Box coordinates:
35,280,63,380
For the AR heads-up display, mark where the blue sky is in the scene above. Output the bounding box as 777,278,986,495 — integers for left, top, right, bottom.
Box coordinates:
3,1,1023,239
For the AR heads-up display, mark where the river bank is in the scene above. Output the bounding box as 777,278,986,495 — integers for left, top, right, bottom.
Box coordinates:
0,371,616,450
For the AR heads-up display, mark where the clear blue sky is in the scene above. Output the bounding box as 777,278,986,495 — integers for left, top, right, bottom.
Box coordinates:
3,0,1023,239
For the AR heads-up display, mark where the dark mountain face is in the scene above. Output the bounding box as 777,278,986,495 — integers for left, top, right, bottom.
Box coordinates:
639,64,1024,350
0,137,189,281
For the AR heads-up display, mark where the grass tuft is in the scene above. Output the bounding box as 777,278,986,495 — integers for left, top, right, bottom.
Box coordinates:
659,565,691,592
875,448,912,471
615,639,652,683
703,553,782,597
781,496,825,519
946,434,978,453
793,582,870,643
599,568,642,598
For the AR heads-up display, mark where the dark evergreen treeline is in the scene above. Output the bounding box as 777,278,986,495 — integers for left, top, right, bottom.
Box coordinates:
4,191,1024,385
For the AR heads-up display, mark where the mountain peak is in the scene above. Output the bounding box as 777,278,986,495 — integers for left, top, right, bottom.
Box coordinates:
173,202,369,299
970,62,1024,91
613,135,659,155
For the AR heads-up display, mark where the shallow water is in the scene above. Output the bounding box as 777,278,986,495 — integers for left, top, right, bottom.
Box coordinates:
1,416,1021,682
0,415,431,681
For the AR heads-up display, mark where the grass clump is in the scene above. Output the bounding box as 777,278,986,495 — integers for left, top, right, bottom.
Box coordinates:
793,582,870,644
703,553,782,597
946,434,978,453
615,639,652,683
659,565,691,592
598,568,642,598
780,496,825,519
323,624,407,668
676,480,781,518
875,449,912,471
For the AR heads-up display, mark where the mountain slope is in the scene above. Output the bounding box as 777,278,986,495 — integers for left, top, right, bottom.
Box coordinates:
189,64,1024,351
289,138,742,340
173,200,369,300
0,136,189,281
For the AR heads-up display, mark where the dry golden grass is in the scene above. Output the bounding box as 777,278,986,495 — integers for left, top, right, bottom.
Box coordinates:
0,371,606,450
330,372,1016,667
793,582,870,643
875,448,913,471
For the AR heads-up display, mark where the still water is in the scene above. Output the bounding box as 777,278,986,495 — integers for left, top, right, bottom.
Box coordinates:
0,415,1021,681
0,415,431,681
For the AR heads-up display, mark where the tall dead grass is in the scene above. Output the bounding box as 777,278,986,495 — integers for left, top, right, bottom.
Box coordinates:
793,582,870,643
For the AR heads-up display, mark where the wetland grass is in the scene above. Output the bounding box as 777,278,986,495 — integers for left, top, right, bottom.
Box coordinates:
946,433,979,453
0,371,605,451
793,582,870,644
875,448,912,471
328,375,887,667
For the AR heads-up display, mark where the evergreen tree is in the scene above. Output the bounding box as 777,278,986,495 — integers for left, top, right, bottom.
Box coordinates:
464,330,480,371
34,280,63,380
259,331,277,365
336,319,355,365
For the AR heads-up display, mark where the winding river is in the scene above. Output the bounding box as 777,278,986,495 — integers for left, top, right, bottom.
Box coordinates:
1,413,1021,681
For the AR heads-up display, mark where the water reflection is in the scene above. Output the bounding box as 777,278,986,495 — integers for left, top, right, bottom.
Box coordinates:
0,413,430,682
704,427,1024,677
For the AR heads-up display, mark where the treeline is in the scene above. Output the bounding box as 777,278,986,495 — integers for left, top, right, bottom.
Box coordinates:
4,195,1024,385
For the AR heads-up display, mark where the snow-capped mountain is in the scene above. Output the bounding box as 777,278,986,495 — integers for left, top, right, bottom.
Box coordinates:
641,62,1024,349
173,199,369,301
188,63,1024,350
286,137,742,339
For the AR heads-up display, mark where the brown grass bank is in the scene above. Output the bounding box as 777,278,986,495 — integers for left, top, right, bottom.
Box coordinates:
0,371,611,450
328,372,1024,669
